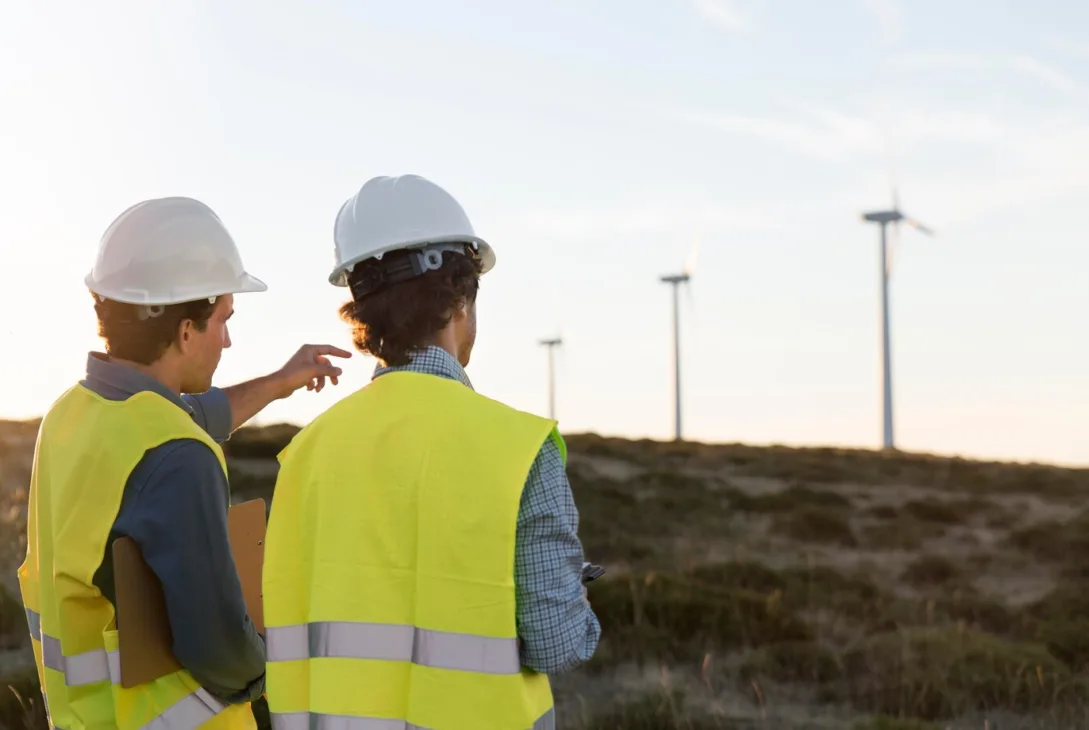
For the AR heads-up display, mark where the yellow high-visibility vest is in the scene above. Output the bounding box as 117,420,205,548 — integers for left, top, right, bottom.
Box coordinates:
17,384,257,730
263,370,563,730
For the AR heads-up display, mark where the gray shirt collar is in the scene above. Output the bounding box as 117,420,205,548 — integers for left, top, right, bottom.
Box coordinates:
81,352,195,414
372,346,474,390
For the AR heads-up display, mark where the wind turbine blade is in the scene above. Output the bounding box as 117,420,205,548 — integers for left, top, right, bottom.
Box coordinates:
683,278,698,338
882,122,899,213
906,218,935,236
683,233,702,277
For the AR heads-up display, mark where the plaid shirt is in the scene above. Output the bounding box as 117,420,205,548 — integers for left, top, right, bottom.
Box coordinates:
374,346,601,673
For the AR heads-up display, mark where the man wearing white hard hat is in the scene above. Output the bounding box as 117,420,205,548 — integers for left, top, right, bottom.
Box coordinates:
18,197,350,730
262,175,600,729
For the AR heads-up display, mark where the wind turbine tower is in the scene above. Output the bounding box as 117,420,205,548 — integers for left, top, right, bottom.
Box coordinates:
861,192,933,451
659,236,700,442
538,336,562,421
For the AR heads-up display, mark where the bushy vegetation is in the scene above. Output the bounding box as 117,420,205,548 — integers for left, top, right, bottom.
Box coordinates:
2,423,1089,728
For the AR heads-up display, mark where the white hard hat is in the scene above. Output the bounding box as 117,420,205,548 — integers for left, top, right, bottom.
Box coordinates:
85,197,267,306
330,174,495,288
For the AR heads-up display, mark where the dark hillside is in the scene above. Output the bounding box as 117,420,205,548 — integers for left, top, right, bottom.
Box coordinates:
1,421,1087,728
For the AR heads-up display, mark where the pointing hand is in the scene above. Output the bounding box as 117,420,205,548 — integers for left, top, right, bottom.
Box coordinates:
274,344,353,398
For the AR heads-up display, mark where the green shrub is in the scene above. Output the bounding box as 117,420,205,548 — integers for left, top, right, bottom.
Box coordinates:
1009,512,1089,562
773,507,857,547
739,640,843,683
865,504,899,520
852,717,938,730
900,497,1000,526
588,573,813,667
575,689,734,730
838,628,1077,720
860,516,944,551
0,668,46,730
727,484,852,514
900,555,962,588
0,585,27,650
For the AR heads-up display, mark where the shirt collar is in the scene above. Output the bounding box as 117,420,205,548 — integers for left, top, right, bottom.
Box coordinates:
82,352,194,414
372,346,474,390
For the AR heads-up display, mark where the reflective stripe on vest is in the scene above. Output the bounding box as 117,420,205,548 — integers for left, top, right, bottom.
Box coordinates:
31,608,115,687
268,708,556,730
266,621,520,675
28,608,231,730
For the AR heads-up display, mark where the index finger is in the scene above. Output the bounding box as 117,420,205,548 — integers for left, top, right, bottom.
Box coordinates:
309,344,353,359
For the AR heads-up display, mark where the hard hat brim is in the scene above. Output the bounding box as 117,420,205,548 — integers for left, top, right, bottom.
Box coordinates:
329,237,495,287
86,270,268,306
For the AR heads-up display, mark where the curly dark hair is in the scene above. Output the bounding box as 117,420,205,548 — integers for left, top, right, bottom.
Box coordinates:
339,247,482,366
94,294,217,365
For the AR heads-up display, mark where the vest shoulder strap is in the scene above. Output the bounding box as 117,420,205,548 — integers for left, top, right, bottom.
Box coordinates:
47,384,227,471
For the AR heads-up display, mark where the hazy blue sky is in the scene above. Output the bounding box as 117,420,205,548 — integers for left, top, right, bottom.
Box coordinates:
2,0,1087,465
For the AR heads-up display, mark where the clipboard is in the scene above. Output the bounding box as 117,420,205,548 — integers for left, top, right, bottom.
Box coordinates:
112,498,267,688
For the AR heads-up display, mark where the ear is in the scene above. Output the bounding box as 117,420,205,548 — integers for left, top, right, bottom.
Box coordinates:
176,318,195,354
450,298,468,322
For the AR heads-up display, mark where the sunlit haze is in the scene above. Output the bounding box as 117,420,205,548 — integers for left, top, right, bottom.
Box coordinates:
1,0,1086,466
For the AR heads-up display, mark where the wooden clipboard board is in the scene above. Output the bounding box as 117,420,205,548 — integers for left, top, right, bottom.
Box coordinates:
112,498,267,688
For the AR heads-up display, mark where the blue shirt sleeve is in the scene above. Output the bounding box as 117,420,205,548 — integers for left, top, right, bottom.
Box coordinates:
182,387,233,444
514,435,601,674
114,438,266,703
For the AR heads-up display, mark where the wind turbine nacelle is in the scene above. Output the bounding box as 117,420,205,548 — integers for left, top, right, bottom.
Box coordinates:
861,210,904,224
660,273,690,284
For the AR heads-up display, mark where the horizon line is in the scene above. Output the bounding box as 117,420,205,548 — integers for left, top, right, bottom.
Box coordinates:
3,415,1081,471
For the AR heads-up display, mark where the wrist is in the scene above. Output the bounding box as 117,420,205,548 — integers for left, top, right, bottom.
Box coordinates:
264,370,292,401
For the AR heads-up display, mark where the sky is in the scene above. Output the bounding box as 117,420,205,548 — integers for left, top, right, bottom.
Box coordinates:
1,0,1087,466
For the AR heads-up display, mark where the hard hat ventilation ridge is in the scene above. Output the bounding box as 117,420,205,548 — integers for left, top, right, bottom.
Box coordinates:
348,242,475,301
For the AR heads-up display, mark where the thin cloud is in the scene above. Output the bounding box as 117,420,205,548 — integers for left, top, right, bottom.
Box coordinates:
660,97,1008,162
494,202,800,243
653,91,1089,227
892,50,1088,99
691,0,748,32
662,107,877,160
858,0,904,44
1049,37,1089,60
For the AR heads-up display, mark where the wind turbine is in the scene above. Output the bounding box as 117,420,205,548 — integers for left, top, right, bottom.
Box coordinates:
659,235,701,442
861,180,934,451
538,336,562,421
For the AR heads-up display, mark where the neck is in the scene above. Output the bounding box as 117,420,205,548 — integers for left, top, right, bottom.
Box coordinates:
109,356,184,394
423,329,463,366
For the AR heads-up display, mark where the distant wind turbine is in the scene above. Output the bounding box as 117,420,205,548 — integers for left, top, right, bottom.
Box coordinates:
538,336,562,421
659,235,701,442
861,178,934,451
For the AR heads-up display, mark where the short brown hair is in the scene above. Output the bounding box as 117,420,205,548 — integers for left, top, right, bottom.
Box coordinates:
339,248,482,366
94,295,217,365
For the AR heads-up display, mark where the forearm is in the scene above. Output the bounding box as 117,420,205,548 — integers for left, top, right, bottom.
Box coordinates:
517,569,600,674
170,596,267,704
219,344,349,432
514,440,602,674
221,373,286,432
162,567,267,703
130,441,268,701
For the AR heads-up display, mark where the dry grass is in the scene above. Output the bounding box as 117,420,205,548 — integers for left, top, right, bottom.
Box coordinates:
2,423,1089,729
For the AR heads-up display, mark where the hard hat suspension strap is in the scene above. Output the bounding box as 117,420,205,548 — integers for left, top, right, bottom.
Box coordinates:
137,305,166,320
91,293,218,312
348,242,474,301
